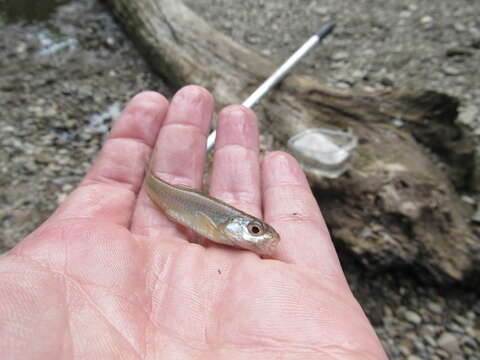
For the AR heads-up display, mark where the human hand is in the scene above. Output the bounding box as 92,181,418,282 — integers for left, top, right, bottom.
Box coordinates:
0,86,387,359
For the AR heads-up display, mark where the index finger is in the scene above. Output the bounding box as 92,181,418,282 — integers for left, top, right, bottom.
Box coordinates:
130,85,214,238
261,151,345,279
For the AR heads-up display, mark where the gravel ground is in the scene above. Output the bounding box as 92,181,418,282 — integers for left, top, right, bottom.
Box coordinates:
188,0,480,132
0,0,170,249
1,0,480,358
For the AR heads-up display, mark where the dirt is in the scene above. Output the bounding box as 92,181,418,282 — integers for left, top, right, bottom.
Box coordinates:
1,0,479,358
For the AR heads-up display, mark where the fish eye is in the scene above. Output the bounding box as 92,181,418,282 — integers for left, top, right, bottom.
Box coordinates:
247,222,264,236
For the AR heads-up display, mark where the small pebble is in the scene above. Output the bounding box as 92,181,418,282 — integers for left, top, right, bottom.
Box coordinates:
56,192,68,204
393,118,404,127
458,104,478,126
442,65,463,76
313,6,328,15
437,332,461,354
435,348,449,358
35,152,54,164
446,47,474,57
245,33,261,44
454,23,467,32
424,334,437,347
398,344,411,356
454,314,469,326
427,301,443,314
472,208,480,223
461,196,475,205
335,80,352,89
420,15,433,24
446,322,465,334
331,51,349,61
381,76,395,87
16,42,27,53
352,69,366,79
105,37,115,46
473,328,480,343
405,310,423,325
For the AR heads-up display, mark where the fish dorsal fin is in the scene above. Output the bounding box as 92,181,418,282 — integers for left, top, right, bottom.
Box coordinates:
173,183,204,195
148,170,204,195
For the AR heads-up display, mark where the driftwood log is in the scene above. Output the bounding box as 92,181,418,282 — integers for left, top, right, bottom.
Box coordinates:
106,0,479,284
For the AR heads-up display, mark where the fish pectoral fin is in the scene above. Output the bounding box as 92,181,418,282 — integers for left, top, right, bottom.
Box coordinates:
196,212,219,238
164,208,184,223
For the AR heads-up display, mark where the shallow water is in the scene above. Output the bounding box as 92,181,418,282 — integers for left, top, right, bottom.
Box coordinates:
0,0,71,23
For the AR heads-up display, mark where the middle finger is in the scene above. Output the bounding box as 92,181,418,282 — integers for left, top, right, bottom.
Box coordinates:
209,105,262,219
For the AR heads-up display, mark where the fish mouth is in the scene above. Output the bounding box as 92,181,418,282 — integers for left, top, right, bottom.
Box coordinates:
255,236,280,256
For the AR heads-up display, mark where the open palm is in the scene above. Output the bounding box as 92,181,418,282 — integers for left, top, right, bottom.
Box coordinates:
0,87,386,359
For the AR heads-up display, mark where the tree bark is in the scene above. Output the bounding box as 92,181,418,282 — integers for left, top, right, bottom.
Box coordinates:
106,0,478,284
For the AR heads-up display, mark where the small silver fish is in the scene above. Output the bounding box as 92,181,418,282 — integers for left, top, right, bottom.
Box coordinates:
145,169,280,255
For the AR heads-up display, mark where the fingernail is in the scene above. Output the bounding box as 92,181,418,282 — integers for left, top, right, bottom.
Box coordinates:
173,85,208,105
226,108,248,134
226,107,247,119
